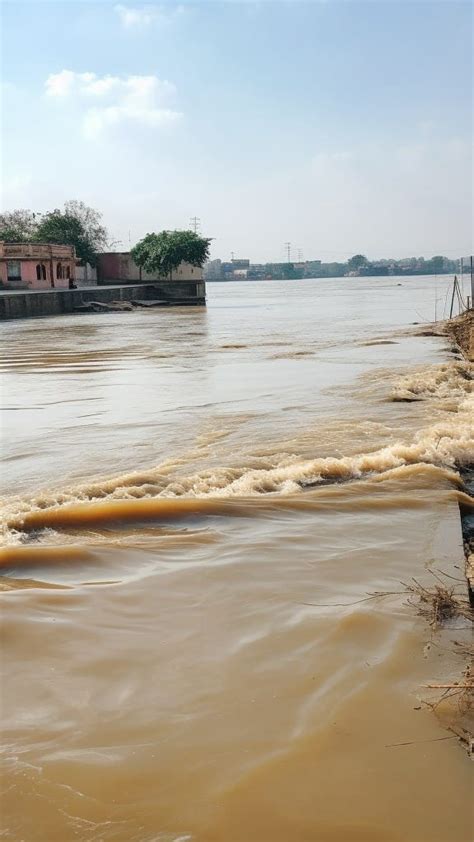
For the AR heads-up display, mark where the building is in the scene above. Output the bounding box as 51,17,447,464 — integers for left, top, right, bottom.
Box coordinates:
217,258,251,280
0,242,76,290
97,252,203,284
75,262,97,287
203,259,222,280
204,256,323,282
303,260,322,277
247,264,267,280
220,262,234,279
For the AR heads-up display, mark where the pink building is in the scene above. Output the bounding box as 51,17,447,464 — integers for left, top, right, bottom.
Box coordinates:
0,242,76,290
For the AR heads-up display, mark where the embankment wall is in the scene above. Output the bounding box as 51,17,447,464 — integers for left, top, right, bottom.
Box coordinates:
0,281,206,321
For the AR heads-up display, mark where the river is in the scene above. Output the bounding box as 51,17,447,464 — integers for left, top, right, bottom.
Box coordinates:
0,276,472,841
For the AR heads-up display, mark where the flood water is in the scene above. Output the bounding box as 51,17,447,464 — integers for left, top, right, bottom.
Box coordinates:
1,276,473,841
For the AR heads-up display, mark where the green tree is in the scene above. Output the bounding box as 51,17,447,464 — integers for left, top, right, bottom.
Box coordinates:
131,230,212,280
36,202,109,266
347,254,368,271
0,209,39,242
318,262,347,277
429,255,445,273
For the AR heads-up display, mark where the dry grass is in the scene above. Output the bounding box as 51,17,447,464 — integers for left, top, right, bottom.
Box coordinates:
445,310,474,362
404,578,473,629
422,659,473,756
403,575,474,754
422,665,473,714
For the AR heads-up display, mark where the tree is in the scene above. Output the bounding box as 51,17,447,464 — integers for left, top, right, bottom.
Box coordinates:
0,209,39,242
429,255,445,273
131,230,212,280
347,254,368,271
323,262,347,277
36,202,109,266
64,200,109,257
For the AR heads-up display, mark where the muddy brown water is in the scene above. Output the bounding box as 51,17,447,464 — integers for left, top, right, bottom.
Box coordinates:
1,277,473,841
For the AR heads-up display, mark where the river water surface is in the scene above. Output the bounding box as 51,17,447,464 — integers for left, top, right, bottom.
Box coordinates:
0,277,473,841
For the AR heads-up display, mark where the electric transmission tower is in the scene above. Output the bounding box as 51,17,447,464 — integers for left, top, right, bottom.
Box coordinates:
284,242,291,263
190,216,201,233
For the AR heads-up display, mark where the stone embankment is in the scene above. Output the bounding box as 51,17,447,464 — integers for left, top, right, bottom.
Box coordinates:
445,310,474,361
444,311,474,605
0,281,206,320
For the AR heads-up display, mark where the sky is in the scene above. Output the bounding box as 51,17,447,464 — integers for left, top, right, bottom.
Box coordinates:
1,0,472,262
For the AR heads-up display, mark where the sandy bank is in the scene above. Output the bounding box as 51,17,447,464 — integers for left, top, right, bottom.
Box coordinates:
445,310,474,361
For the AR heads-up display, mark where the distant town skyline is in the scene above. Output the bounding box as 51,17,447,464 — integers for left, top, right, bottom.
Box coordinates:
203,253,467,282
2,1,472,262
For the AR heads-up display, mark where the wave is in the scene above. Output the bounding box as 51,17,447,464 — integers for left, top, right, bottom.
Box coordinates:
391,361,472,403
1,362,473,548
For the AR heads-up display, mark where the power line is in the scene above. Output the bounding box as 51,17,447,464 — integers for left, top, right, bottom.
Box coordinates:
278,247,471,258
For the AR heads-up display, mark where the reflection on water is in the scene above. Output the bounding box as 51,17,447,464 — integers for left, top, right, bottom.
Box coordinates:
0,277,472,841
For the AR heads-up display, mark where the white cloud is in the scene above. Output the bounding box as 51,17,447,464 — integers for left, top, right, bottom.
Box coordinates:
45,69,77,97
45,70,182,139
114,4,184,28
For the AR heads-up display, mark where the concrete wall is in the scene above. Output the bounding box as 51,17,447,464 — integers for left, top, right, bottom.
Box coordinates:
0,281,206,321
98,253,133,282
75,264,98,286
97,252,203,284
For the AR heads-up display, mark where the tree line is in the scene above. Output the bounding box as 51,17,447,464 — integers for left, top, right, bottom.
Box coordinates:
2,203,456,280
0,202,109,267
0,203,212,276
318,253,459,277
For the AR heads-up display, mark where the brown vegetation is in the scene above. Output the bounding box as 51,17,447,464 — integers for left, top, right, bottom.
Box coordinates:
445,310,474,361
405,576,473,754
405,578,473,629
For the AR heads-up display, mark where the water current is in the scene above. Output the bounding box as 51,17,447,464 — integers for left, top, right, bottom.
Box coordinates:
0,276,473,841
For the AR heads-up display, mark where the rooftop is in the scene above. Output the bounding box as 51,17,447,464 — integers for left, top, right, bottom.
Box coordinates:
0,242,76,259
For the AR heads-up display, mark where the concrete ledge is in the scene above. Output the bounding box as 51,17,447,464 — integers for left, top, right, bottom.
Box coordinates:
0,282,206,320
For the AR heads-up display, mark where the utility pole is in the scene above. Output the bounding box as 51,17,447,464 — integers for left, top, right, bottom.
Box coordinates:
471,255,473,310
449,276,458,319
190,216,200,233
297,249,303,262
284,242,291,263
231,251,235,261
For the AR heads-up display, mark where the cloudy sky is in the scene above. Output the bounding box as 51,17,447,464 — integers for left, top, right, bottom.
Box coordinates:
1,0,472,262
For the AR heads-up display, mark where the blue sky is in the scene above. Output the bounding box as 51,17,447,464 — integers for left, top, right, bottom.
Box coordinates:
1,0,472,261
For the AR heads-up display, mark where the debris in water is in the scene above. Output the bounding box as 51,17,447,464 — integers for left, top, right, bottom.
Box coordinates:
405,577,472,629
